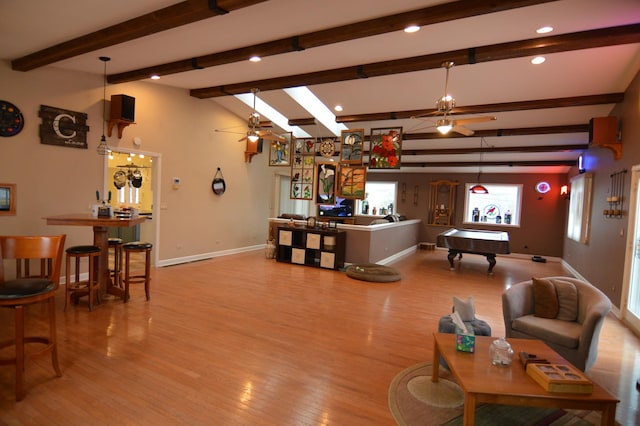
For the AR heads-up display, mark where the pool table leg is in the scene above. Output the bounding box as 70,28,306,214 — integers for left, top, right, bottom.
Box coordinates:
486,254,496,274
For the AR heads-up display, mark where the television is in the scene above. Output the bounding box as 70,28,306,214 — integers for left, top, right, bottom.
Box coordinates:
317,197,354,217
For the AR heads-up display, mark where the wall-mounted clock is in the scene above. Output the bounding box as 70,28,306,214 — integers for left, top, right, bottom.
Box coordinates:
0,100,24,137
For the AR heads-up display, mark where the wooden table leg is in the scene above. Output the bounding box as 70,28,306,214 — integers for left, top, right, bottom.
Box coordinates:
432,339,441,382
92,226,109,298
601,403,616,425
463,393,476,426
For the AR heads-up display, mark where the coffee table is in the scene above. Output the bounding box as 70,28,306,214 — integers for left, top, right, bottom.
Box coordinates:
432,333,618,426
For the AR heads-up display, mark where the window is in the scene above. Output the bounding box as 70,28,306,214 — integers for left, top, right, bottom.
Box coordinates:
567,173,592,243
355,182,397,216
464,183,522,226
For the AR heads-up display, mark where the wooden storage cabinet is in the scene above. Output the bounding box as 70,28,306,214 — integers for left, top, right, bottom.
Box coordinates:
276,226,346,270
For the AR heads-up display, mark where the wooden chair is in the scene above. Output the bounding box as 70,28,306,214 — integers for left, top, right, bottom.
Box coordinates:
0,234,66,401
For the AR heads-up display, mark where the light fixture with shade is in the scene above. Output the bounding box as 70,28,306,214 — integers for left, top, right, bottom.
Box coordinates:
436,118,453,135
247,130,260,143
470,137,489,194
97,56,111,156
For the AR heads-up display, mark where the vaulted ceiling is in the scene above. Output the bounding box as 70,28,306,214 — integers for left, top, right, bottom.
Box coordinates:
2,0,639,173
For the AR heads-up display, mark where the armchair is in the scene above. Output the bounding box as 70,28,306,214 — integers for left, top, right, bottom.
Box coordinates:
502,276,611,371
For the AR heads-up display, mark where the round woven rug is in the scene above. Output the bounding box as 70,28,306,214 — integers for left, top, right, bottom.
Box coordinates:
388,362,605,426
345,263,401,282
388,362,464,426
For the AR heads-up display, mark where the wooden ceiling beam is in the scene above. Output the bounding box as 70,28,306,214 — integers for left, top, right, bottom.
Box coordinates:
190,24,640,98
398,160,577,167
335,94,623,123
11,0,268,71
400,144,589,156
106,0,555,83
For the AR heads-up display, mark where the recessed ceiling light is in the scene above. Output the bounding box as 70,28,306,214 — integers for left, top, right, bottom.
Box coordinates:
404,25,420,33
531,56,546,65
334,105,343,112
249,56,261,62
536,26,553,34
150,74,160,80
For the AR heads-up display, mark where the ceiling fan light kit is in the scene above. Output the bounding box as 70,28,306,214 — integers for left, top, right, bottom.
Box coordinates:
436,119,453,135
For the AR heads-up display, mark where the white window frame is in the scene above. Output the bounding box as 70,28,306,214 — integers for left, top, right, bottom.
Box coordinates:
463,183,522,226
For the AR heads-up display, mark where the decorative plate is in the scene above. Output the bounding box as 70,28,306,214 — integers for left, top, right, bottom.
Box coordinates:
319,139,335,158
0,100,24,137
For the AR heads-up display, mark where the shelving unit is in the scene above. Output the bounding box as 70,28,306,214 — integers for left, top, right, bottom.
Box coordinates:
276,226,346,270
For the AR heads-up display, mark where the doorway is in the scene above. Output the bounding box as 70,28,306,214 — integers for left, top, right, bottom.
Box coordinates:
622,164,640,334
104,149,161,265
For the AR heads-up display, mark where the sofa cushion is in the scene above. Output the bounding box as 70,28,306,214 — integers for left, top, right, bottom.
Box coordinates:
554,279,579,322
532,277,559,319
511,314,581,349
453,296,475,322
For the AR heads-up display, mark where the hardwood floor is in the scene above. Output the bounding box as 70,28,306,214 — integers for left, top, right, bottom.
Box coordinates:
1,249,639,425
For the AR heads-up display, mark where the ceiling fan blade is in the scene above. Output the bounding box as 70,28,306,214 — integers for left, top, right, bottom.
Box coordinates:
260,132,285,142
454,116,496,125
452,125,474,136
238,135,248,142
214,128,244,135
410,110,440,119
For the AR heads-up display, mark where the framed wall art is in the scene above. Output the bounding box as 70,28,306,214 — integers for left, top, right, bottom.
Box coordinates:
337,165,367,199
269,132,292,166
295,138,316,156
0,183,16,215
369,127,402,169
340,129,364,164
290,152,315,200
315,162,337,204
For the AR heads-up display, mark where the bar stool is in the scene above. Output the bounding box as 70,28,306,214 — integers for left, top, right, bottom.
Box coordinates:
108,237,124,292
65,245,101,311
122,241,152,302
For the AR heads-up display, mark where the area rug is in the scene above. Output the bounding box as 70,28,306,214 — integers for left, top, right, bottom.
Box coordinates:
388,361,605,425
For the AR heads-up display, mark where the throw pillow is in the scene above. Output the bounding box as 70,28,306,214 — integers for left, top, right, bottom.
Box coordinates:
453,296,475,322
554,279,579,321
532,277,559,319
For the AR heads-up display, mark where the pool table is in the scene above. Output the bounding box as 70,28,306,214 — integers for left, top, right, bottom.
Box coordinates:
436,228,510,274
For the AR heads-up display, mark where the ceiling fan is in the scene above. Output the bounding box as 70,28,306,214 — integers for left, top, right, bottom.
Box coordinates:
237,88,284,143
412,61,496,136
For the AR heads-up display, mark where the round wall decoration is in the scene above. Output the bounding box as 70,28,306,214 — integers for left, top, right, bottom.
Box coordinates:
535,181,551,194
0,100,24,137
319,139,335,158
211,167,226,195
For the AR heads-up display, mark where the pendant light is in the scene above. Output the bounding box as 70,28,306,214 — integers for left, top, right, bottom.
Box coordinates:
97,56,111,155
470,137,489,194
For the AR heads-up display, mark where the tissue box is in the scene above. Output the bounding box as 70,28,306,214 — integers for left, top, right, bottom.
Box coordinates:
456,325,475,353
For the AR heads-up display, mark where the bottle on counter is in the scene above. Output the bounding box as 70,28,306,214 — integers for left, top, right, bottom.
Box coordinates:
496,215,502,224
372,207,377,215
472,207,480,222
504,210,512,224
362,199,369,215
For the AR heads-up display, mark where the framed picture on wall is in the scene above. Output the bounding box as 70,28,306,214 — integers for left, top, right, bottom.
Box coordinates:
315,162,337,204
340,129,364,164
0,183,16,215
369,127,402,169
269,132,292,166
337,165,367,199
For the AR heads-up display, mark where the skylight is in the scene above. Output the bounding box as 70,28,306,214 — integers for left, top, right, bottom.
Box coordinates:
283,87,348,137
234,93,311,138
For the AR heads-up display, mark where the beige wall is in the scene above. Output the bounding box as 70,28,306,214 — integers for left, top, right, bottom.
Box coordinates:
563,70,640,308
0,60,274,264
